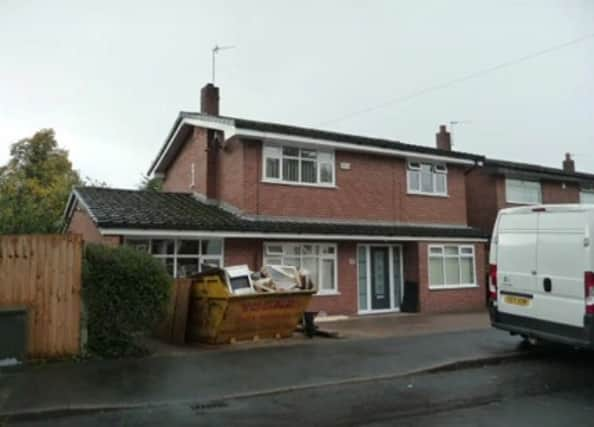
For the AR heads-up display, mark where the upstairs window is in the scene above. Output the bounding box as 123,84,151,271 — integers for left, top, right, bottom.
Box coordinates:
263,143,335,186
581,189,594,204
407,161,447,196
505,179,542,204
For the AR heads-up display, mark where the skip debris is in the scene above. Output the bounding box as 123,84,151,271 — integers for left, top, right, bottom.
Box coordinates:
224,264,316,295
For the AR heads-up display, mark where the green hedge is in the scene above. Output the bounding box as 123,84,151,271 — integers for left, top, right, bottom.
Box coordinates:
83,244,172,358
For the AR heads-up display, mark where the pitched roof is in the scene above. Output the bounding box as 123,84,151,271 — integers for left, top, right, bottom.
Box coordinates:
70,187,486,239
228,114,481,160
73,187,243,231
486,158,594,185
149,112,483,174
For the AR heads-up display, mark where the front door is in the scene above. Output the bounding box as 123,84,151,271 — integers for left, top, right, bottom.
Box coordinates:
370,247,391,310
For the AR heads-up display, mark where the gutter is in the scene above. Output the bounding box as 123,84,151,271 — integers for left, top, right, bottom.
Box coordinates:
464,158,485,176
97,228,488,242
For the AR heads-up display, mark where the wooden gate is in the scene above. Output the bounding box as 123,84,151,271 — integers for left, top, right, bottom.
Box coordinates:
0,234,83,358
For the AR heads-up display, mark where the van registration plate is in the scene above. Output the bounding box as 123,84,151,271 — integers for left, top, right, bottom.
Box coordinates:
503,295,530,307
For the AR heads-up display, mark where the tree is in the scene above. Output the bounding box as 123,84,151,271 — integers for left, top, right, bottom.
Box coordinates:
139,174,163,192
0,129,82,234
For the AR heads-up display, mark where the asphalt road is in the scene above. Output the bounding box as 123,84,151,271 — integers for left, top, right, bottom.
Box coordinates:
0,328,520,416
7,344,594,427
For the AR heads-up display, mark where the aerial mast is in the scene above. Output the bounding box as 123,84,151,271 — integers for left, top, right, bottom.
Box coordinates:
211,44,235,84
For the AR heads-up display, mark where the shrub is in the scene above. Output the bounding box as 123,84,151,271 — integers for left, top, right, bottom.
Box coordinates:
83,244,172,358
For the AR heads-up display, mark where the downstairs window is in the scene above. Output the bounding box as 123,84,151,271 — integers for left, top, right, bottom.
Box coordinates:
428,245,476,289
263,242,337,294
580,190,594,204
125,238,223,278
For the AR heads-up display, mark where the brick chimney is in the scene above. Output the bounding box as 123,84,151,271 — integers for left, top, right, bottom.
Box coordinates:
201,83,221,200
563,152,575,173
436,125,451,151
201,83,220,115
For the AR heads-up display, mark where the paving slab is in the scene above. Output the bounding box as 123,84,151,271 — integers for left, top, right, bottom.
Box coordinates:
318,311,490,339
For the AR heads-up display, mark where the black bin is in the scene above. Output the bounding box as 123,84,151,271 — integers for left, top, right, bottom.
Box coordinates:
401,281,419,313
0,308,27,362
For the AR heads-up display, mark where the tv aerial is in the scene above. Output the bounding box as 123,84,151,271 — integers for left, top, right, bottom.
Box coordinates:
211,45,235,84
449,120,472,146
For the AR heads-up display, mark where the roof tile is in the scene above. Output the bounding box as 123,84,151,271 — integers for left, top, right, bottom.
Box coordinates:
74,187,486,239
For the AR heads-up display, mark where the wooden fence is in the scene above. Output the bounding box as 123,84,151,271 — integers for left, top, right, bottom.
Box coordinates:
0,234,83,358
157,278,192,345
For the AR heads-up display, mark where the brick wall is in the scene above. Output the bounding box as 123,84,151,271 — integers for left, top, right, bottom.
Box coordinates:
224,238,264,268
67,203,121,246
542,180,580,203
465,168,499,235
217,137,245,209
162,128,208,193
224,139,469,224
243,140,263,214
417,241,487,313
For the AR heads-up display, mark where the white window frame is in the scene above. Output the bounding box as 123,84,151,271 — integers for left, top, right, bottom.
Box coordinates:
262,143,336,187
124,238,224,278
407,160,448,196
580,189,594,204
262,242,338,295
505,178,542,205
428,244,477,290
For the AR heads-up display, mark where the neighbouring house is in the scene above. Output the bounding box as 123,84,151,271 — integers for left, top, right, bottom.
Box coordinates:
466,153,594,236
65,83,489,315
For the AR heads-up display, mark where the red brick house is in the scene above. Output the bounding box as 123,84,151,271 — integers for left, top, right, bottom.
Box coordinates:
466,154,594,236
65,83,488,315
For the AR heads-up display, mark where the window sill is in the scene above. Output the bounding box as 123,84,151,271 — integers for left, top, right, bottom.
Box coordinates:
429,284,479,291
315,291,341,297
407,191,449,198
261,179,337,189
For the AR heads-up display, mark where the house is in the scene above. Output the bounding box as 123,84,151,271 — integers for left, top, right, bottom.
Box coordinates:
65,83,489,315
466,154,594,236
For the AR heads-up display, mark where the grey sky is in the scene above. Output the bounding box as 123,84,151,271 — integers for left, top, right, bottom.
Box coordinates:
1,0,593,188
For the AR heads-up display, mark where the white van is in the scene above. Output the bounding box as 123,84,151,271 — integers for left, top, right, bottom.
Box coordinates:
489,204,594,348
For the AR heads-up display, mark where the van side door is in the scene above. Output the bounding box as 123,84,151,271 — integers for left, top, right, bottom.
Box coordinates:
535,211,586,327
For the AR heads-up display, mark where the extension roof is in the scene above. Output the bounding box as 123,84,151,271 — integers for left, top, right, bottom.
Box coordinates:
66,187,486,240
